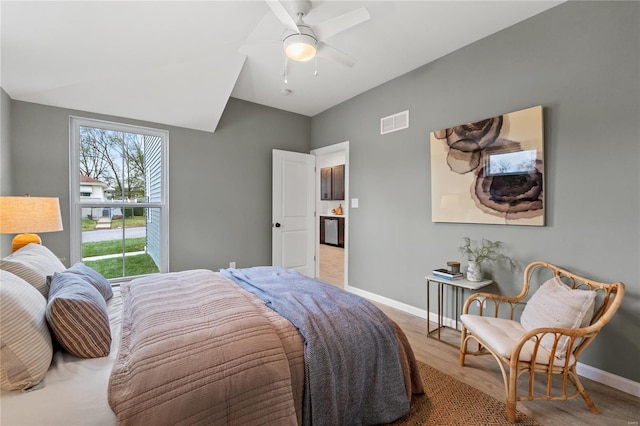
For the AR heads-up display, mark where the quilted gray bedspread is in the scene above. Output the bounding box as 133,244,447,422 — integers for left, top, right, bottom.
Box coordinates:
221,266,410,426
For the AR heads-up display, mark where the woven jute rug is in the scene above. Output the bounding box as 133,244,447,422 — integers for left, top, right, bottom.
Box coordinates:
388,361,541,425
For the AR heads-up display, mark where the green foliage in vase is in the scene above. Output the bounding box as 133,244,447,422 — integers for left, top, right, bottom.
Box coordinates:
459,237,516,270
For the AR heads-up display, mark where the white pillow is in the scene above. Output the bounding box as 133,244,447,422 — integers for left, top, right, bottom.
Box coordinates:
520,276,596,358
0,270,53,390
0,243,66,299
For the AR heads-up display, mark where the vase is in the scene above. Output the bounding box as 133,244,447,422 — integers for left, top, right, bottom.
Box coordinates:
467,261,482,282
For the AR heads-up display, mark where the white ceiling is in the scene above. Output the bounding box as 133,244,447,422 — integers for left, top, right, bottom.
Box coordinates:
1,1,562,133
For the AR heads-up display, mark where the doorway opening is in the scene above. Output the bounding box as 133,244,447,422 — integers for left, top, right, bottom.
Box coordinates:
312,142,349,289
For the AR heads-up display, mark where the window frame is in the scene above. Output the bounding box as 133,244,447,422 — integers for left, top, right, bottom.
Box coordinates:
69,116,169,282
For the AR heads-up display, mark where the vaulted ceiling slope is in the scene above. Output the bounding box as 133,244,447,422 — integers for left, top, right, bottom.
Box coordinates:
0,1,562,133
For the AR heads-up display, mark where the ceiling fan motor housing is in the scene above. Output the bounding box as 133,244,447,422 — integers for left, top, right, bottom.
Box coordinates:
283,25,318,61
283,0,312,19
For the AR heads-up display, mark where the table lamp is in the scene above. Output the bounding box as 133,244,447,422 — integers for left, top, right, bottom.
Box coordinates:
0,196,63,252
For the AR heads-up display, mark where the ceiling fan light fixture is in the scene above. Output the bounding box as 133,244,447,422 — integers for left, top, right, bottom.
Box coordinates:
284,32,317,62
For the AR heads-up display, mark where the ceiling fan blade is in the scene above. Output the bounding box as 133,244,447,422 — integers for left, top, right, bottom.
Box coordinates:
265,0,300,34
317,43,357,68
313,7,370,41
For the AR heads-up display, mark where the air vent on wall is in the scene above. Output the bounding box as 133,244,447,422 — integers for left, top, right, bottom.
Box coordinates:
380,110,409,135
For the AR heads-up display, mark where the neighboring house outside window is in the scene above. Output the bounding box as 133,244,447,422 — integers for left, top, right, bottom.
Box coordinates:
69,116,169,282
80,174,109,219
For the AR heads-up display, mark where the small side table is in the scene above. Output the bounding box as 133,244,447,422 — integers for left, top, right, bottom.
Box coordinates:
425,275,492,346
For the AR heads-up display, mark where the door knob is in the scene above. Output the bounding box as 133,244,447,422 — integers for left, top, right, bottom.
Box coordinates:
274,223,281,228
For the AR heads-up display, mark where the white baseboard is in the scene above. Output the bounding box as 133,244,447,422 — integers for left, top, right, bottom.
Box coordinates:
346,284,428,319
576,362,640,398
346,284,640,398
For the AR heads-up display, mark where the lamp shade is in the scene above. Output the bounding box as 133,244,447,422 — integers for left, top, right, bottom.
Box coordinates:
0,196,63,234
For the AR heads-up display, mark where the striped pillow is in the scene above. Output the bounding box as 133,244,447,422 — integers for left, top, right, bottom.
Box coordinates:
0,243,66,299
46,272,111,358
0,270,53,391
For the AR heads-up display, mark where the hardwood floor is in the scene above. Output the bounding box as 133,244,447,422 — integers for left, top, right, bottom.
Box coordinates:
375,302,640,426
318,243,344,288
315,242,639,424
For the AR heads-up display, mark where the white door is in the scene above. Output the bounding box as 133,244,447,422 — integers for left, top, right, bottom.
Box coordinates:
272,149,315,277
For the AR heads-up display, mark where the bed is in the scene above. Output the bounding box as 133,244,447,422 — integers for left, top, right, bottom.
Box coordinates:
1,245,424,425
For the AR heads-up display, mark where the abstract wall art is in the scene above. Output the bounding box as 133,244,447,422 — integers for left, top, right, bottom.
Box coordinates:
430,106,544,226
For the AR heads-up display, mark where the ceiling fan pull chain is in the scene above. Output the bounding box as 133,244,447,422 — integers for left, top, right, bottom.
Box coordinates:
284,56,288,84
314,55,318,77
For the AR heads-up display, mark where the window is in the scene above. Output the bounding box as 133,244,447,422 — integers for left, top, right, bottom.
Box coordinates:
70,117,169,281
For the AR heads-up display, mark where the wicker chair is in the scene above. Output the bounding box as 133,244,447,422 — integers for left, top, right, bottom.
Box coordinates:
459,261,625,421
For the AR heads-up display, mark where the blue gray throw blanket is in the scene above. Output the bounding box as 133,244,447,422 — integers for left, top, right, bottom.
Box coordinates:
220,266,409,426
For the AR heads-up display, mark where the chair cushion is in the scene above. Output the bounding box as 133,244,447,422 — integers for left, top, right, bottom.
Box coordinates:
520,276,595,357
461,314,575,367
46,271,111,358
0,243,66,299
0,271,53,390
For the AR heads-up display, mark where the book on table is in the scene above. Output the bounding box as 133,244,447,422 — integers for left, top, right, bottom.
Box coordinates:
432,268,463,280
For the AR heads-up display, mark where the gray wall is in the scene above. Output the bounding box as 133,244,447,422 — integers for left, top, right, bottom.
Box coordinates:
5,98,311,270
0,88,13,254
311,2,640,382
168,99,310,271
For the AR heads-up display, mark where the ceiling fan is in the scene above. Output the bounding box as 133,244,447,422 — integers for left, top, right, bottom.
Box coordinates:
248,0,371,69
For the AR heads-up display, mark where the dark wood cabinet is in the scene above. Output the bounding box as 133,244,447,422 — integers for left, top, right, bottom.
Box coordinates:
320,167,332,200
320,165,345,201
331,165,345,200
337,217,345,247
